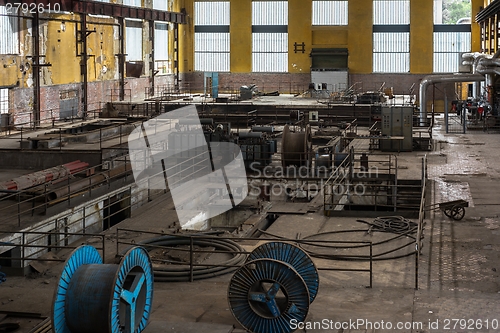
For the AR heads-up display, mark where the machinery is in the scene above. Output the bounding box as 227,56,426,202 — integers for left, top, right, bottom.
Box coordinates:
380,106,413,152
281,125,312,168
52,245,154,333
238,127,277,169
228,241,319,333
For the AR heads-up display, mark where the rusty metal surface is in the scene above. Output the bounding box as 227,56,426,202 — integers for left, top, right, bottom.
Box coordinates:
0,0,186,23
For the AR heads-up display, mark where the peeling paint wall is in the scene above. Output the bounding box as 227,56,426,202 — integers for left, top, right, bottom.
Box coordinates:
0,5,175,124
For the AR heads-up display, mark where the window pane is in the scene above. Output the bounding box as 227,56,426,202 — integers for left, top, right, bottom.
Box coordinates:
155,23,169,60
0,6,19,54
373,32,409,72
312,1,348,25
434,0,471,25
153,0,168,11
0,89,8,115
126,24,143,61
194,1,230,71
373,0,410,24
433,31,471,72
252,33,288,72
252,1,288,25
195,2,230,25
123,0,141,7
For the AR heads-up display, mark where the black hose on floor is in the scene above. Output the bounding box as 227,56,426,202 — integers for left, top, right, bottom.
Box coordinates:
122,235,247,282
299,216,420,261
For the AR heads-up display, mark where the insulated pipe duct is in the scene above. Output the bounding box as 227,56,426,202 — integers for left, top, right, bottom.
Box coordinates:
462,53,491,98
419,74,485,126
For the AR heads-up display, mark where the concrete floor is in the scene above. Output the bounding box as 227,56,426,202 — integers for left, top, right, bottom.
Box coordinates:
1,114,500,333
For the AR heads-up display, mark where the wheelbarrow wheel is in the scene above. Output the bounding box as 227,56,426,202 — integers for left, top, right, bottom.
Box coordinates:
443,208,452,217
450,205,465,220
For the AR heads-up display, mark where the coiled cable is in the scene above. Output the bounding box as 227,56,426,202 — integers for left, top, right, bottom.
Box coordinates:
122,235,247,282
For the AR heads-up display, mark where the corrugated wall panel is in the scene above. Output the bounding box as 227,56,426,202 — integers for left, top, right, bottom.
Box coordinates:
195,2,230,25
373,0,410,25
312,1,348,26
252,1,288,25
0,6,19,54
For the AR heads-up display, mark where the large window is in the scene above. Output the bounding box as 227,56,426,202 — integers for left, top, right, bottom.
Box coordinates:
123,0,141,7
433,0,471,72
155,23,169,74
252,1,288,72
126,20,143,61
373,0,410,73
312,1,348,26
194,1,230,72
0,6,19,54
153,0,168,10
0,89,8,115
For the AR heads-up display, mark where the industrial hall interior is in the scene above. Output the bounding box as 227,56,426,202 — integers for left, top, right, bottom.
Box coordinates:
1,0,500,332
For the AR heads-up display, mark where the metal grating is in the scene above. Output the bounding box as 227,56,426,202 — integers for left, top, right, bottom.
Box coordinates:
0,6,19,54
312,1,348,26
373,32,409,73
434,32,471,72
373,0,410,25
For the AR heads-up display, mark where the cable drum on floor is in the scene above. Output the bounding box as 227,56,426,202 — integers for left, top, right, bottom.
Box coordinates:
124,235,248,282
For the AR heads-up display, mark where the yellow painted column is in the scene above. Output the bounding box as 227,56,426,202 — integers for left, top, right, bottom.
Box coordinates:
410,0,433,73
176,0,194,73
471,0,483,52
288,0,312,73
230,0,252,72
348,0,372,73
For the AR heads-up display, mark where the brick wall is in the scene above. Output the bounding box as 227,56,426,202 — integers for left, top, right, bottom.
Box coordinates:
9,75,175,126
181,72,312,94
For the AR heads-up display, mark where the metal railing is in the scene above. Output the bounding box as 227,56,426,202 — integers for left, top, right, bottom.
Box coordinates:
415,154,427,290
115,228,374,288
0,230,105,268
0,103,105,135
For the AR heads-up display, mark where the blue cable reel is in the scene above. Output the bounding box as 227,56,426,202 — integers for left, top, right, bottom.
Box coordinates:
228,242,319,333
52,245,154,333
247,241,319,304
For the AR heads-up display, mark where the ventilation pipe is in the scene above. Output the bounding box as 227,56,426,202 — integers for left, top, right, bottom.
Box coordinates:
419,74,485,126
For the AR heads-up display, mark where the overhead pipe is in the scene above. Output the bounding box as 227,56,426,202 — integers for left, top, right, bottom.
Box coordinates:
462,52,493,99
419,74,485,126
0,160,89,191
48,163,132,201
